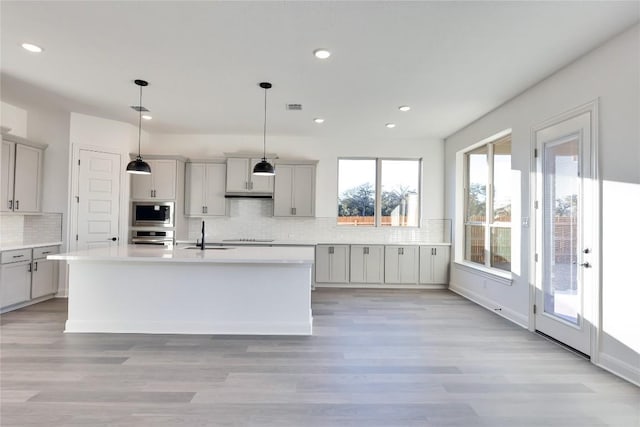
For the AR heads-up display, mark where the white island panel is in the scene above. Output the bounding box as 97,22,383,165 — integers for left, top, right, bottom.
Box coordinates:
55,245,314,335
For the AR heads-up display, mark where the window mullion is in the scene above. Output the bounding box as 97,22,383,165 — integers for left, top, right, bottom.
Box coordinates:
485,143,494,268
375,158,382,227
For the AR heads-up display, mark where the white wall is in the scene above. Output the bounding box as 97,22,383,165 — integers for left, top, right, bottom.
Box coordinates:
1,102,28,137
150,133,445,220
444,25,639,384
1,98,71,295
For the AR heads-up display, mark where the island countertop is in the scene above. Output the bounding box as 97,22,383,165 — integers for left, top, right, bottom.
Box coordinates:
49,244,315,265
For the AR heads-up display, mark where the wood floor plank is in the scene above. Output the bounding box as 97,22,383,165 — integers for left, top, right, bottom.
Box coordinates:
1,289,638,427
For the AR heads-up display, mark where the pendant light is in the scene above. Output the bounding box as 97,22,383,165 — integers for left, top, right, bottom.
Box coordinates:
126,79,152,175
252,82,275,176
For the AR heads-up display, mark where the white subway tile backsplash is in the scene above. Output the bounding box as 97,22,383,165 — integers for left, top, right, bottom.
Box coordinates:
187,199,450,244
0,213,62,246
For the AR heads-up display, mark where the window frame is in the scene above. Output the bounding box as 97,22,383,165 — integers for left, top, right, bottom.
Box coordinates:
337,157,422,227
460,130,513,276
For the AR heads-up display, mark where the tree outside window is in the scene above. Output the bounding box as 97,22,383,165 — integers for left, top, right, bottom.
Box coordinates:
338,158,421,227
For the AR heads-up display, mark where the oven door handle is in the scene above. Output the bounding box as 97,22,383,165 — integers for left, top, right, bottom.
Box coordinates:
131,238,173,244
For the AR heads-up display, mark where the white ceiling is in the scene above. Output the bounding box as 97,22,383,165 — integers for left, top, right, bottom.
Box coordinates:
1,1,638,140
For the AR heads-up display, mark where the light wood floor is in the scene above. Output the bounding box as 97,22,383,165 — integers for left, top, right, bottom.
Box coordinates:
1,289,638,426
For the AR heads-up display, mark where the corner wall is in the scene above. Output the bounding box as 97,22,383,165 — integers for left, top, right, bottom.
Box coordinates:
444,25,640,384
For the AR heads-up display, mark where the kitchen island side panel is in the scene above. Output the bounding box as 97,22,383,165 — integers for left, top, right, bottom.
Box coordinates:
65,260,312,335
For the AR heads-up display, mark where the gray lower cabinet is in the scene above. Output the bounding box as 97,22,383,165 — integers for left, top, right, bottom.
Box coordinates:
31,246,59,299
315,244,350,283
1,245,60,312
350,245,384,283
0,249,32,308
419,245,450,284
384,245,419,284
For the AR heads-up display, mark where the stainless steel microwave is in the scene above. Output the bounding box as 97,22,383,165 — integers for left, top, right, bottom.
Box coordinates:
132,202,174,227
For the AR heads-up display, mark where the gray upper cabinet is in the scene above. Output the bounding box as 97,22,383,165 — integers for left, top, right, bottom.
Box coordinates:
185,162,226,216
130,159,179,200
225,158,273,194
273,163,316,217
1,137,45,213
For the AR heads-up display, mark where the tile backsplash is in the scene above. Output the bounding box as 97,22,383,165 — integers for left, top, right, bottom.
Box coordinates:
0,213,63,246
187,199,450,244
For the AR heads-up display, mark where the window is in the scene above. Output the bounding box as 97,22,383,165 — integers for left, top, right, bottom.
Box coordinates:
338,158,421,227
464,134,512,271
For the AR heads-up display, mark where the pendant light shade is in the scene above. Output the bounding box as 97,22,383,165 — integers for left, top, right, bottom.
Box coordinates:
126,79,151,175
253,82,275,176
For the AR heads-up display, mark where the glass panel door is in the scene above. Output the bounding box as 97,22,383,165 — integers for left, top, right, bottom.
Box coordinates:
543,137,580,325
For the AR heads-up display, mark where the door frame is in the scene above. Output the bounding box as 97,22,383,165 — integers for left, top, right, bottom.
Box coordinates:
529,99,600,362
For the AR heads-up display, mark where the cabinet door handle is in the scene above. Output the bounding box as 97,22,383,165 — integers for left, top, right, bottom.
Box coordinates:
12,255,24,258
398,248,403,255
249,181,253,190
8,200,12,210
363,247,369,255
292,207,296,215
328,246,334,254
34,262,38,272
204,206,208,214
28,262,32,273
15,200,19,210
42,251,51,255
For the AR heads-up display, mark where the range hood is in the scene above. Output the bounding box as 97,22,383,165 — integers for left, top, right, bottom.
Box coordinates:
224,193,273,199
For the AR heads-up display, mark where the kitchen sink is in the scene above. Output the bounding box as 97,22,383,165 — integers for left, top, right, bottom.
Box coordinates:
183,246,235,250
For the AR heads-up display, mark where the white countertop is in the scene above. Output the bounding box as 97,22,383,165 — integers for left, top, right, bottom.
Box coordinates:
0,241,63,251
49,244,314,265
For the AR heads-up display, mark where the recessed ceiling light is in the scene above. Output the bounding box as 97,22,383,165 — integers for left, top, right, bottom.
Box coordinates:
385,123,396,129
313,118,325,124
313,48,331,59
142,115,152,120
21,43,43,53
398,105,411,112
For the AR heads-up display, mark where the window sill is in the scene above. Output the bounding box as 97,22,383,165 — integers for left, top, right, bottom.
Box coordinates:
454,261,513,286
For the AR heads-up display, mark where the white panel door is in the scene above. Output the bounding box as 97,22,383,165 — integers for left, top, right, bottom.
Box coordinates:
1,141,14,212
534,108,595,356
13,144,42,212
77,150,121,250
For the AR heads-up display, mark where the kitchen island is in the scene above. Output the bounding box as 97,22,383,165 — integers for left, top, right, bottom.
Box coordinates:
50,245,315,335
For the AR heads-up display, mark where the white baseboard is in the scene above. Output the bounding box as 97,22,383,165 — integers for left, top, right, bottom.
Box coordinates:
596,353,640,387
314,283,447,290
449,282,528,328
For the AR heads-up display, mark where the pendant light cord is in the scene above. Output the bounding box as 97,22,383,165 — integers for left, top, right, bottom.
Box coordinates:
137,84,143,158
262,86,267,160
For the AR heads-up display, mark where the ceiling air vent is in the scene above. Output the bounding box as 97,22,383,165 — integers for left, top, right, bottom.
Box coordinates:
286,104,302,111
130,105,150,112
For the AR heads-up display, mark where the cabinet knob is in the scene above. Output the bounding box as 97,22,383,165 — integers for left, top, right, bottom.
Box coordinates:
109,237,117,241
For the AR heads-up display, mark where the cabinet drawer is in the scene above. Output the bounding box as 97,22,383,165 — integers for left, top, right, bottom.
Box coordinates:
1,249,32,264
33,246,60,259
